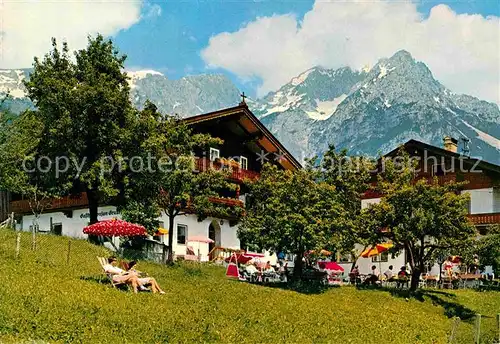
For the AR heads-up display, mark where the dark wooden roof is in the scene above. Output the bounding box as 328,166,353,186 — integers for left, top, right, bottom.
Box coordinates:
182,104,302,170
385,139,500,175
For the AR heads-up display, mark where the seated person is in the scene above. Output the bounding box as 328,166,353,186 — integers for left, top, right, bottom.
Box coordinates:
103,257,141,293
365,265,379,285
396,266,409,288
127,261,165,294
384,265,395,281
443,257,453,278
264,261,274,273
245,262,258,275
349,266,360,284
277,261,287,282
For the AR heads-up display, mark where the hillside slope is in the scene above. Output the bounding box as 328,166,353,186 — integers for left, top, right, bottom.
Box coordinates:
0,230,498,343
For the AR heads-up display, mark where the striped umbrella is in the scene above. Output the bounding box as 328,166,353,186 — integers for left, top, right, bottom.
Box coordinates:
361,243,393,258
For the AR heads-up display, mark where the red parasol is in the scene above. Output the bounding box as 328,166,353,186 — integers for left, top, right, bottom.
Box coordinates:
224,253,254,264
319,261,344,272
83,219,147,237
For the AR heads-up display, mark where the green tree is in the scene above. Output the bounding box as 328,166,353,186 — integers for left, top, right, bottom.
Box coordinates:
367,151,476,291
0,111,70,247
23,35,135,224
239,164,342,278
314,145,376,270
473,225,500,276
119,102,243,261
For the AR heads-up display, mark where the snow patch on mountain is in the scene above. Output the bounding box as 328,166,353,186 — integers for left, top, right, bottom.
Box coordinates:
0,69,27,98
262,91,306,117
377,65,395,79
461,120,500,150
306,95,347,120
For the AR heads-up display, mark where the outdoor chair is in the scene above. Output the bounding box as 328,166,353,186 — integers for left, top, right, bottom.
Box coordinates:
184,246,199,261
97,257,152,292
96,256,127,289
396,277,409,289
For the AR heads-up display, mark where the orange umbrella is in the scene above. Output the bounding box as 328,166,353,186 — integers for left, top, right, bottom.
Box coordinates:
361,243,393,258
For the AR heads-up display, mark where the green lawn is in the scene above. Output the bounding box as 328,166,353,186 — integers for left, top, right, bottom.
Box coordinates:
0,230,498,344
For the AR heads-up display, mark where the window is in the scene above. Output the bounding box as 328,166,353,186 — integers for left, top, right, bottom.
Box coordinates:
432,163,445,176
52,223,62,236
372,251,389,262
240,156,248,170
177,224,187,245
338,252,353,263
209,148,220,161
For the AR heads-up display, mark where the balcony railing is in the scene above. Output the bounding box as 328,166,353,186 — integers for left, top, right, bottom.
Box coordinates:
468,212,500,225
195,157,260,182
208,197,244,207
10,193,89,214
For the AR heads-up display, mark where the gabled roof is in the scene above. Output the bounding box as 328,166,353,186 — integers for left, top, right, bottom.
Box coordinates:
385,139,500,175
182,104,302,170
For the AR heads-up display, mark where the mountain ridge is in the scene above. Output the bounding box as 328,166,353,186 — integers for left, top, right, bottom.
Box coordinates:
252,50,499,164
1,50,499,164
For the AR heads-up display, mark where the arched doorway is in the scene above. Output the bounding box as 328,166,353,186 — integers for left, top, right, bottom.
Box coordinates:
208,220,221,260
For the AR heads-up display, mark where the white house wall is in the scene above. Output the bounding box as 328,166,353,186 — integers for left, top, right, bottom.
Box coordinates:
463,188,495,214
20,206,240,259
157,213,240,258
20,206,120,239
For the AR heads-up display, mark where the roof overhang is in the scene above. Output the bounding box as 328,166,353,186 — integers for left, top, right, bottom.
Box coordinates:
183,104,302,170
384,139,500,176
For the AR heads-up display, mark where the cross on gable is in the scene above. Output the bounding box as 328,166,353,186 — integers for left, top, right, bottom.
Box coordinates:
240,91,247,105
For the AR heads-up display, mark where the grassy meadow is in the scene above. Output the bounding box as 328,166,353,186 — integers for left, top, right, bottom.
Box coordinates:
0,230,498,344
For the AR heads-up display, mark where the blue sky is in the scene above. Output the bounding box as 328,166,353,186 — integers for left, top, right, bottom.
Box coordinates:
114,1,315,94
112,0,499,99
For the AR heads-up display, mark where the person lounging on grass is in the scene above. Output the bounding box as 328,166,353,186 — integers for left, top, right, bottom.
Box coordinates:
102,257,141,293
126,261,166,294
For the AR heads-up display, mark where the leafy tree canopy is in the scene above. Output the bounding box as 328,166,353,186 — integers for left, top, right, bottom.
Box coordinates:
119,102,244,260
239,163,343,277
367,150,476,290
23,35,135,224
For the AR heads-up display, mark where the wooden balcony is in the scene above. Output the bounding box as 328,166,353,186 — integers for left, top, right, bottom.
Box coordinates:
10,193,89,214
195,157,260,183
468,212,500,225
208,197,244,207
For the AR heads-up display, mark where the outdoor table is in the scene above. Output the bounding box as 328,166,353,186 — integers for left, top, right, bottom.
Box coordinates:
458,274,481,288
423,275,439,288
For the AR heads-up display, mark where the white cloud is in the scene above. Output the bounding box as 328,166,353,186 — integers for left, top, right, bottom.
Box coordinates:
201,0,500,103
0,0,150,69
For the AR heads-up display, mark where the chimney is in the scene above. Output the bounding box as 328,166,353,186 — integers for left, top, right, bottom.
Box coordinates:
443,136,458,153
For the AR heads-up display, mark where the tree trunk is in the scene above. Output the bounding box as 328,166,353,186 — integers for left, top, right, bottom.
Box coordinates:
293,250,304,279
410,268,421,291
86,187,99,225
350,245,367,272
167,212,175,263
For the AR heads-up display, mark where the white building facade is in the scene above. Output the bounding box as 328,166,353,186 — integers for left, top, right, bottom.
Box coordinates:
351,139,500,277
18,205,240,261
